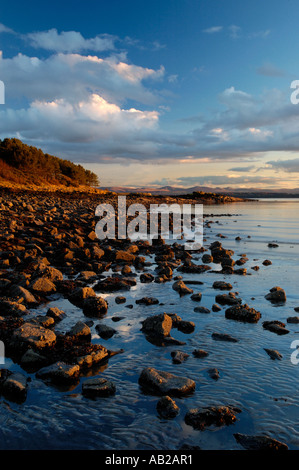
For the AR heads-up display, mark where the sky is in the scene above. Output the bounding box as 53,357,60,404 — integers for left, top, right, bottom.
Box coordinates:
1,0,299,190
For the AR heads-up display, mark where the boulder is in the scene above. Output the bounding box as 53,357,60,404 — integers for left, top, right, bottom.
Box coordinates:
94,276,135,292
46,307,66,322
11,322,56,351
95,324,117,339
82,377,116,398
192,349,209,358
171,350,189,364
215,292,242,306
156,395,179,419
172,280,193,296
212,281,232,291
30,277,56,295
68,287,96,307
263,320,289,335
68,321,91,340
234,433,288,451
264,349,283,360
212,332,239,343
185,405,241,430
0,300,27,317
140,273,155,283
136,297,159,306
138,367,195,397
9,285,37,305
0,370,28,402
265,287,286,304
141,313,172,338
191,293,202,302
82,296,108,317
36,361,80,384
225,304,261,323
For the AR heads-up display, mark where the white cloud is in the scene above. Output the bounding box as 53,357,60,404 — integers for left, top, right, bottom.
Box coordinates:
0,93,161,158
228,25,242,39
0,51,164,106
27,28,117,53
202,26,223,34
0,23,15,34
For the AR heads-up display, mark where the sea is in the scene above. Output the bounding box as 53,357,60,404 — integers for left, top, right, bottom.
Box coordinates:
1,198,299,450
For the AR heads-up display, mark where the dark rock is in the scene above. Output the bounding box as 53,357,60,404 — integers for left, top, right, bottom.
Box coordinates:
11,322,56,351
234,268,247,275
141,313,172,338
287,316,299,324
0,300,27,317
208,368,220,380
115,250,136,264
67,321,91,340
82,377,116,398
36,361,80,384
138,367,195,397
9,285,38,305
265,287,286,303
115,296,126,304
121,265,131,275
171,350,189,364
29,277,56,295
30,315,55,328
225,304,261,323
212,304,222,312
185,405,241,430
194,306,210,314
177,320,195,333
202,254,213,264
82,296,108,317
192,349,209,358
136,297,159,306
234,433,288,451
0,370,28,402
157,395,179,419
172,280,193,295
263,260,272,266
46,307,66,322
215,292,242,306
140,273,155,283
263,321,289,335
68,286,96,307
95,324,117,339
212,332,239,343
77,271,97,282
212,281,232,290
190,293,202,302
264,349,283,360
94,276,136,292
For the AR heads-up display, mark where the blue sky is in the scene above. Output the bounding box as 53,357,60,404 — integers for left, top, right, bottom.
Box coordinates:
1,0,299,189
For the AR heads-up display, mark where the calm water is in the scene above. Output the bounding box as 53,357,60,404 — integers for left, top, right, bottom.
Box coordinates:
1,198,299,450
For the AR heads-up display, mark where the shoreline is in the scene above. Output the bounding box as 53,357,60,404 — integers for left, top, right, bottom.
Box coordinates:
0,188,290,451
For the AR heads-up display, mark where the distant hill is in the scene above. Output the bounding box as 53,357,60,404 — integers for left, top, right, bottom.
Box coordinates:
102,185,299,198
0,138,99,188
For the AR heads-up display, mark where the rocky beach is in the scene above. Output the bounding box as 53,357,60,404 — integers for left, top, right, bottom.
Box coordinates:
0,187,296,451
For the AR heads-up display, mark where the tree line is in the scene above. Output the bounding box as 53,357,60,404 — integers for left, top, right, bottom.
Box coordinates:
0,138,99,187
